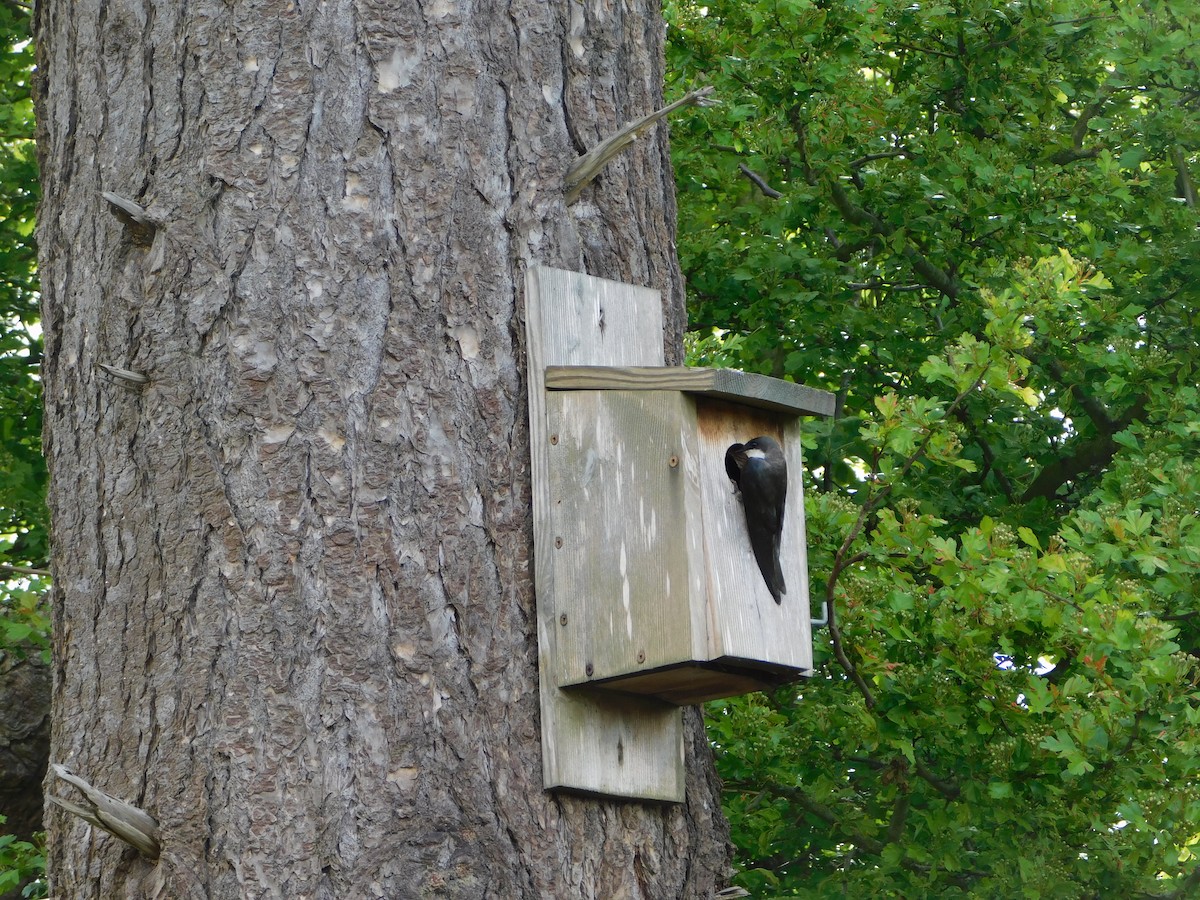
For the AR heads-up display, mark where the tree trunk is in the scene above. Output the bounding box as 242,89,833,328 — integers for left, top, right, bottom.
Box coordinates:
33,1,729,896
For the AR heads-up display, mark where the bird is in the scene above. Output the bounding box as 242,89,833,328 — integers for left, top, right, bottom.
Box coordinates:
725,435,788,603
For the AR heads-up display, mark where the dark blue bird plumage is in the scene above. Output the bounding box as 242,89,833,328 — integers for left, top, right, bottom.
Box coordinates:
725,436,787,603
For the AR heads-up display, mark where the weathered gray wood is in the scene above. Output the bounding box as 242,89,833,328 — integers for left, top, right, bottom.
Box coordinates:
564,86,717,204
549,391,813,703
529,268,818,793
549,390,702,682
546,365,837,417
526,265,686,801
696,402,814,673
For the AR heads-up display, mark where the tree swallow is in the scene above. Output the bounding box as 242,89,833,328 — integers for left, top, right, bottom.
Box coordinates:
725,436,787,603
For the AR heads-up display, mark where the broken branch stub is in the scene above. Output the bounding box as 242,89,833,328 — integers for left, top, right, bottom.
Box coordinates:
564,86,717,204
48,763,161,859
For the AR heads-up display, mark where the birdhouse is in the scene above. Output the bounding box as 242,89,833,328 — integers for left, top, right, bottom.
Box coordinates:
544,366,831,703
526,266,834,801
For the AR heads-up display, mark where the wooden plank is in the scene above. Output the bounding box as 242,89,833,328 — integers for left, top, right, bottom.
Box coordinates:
525,265,685,801
550,391,695,684
545,365,836,417
695,401,814,673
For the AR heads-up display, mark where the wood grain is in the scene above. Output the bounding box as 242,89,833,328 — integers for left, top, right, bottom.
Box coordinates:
526,265,686,801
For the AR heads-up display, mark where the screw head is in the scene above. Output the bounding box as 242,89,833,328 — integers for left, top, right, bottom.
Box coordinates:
554,536,563,549
559,613,568,626
585,662,594,677
668,455,679,468
550,433,559,445
637,650,646,664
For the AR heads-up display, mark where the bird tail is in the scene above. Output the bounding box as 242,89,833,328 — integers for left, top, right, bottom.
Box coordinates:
749,528,786,604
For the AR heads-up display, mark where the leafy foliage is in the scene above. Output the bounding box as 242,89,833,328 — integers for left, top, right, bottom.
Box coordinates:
0,0,43,578
669,0,1200,894
0,815,46,899
0,1,50,876
0,0,48,658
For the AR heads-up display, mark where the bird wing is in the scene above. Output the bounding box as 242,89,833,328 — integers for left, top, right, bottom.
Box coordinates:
740,459,787,601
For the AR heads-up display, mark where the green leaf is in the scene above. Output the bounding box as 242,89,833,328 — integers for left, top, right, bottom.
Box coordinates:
1018,527,1042,551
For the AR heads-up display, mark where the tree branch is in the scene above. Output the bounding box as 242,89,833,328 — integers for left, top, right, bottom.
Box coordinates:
1042,356,1117,433
828,180,960,301
1020,393,1147,503
847,281,929,293
843,753,961,801
914,761,961,801
737,163,783,198
1172,146,1197,207
0,563,50,579
1020,433,1119,503
564,86,717,203
885,791,912,845
48,764,161,859
849,150,910,169
746,781,987,884
954,406,1015,500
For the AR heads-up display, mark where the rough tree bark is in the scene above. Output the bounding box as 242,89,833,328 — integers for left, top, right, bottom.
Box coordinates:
34,0,729,897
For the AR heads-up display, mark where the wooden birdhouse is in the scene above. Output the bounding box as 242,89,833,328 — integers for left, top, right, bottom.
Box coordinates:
526,266,834,802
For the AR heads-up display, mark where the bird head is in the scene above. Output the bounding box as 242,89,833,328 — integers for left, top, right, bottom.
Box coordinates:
742,435,782,461
724,442,745,488
725,435,784,489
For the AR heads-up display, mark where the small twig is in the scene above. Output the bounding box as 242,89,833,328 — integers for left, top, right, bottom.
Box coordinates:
849,150,909,169
97,363,150,386
848,281,928,293
101,191,154,227
1030,580,1085,613
737,163,783,198
889,42,958,60
101,191,159,246
0,563,50,579
565,86,717,203
1160,609,1200,622
49,763,161,859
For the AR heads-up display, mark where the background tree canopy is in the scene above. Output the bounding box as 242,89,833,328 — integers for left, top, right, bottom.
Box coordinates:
0,0,47,657
666,0,1200,895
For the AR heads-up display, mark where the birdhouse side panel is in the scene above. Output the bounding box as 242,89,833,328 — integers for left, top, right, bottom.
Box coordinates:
696,401,814,673
548,390,696,686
